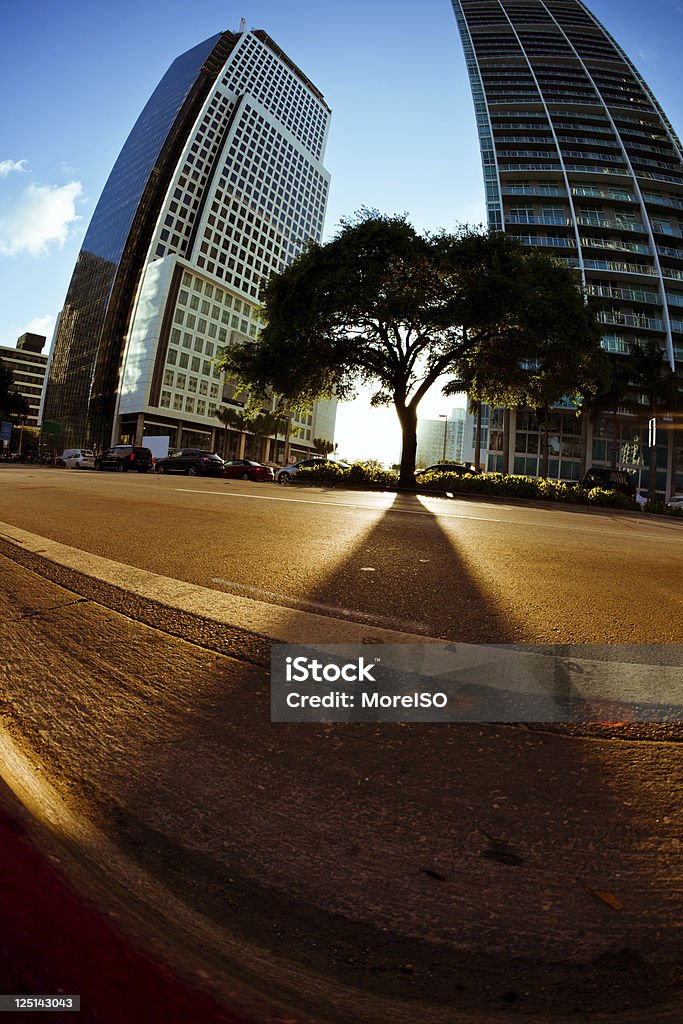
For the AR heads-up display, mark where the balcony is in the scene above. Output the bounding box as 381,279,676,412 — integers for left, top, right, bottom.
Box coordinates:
502,185,568,197
509,234,576,248
507,214,572,226
657,244,683,260
643,193,683,212
587,284,659,303
576,215,646,232
582,236,651,255
571,186,635,202
565,164,630,176
583,258,657,275
597,311,664,331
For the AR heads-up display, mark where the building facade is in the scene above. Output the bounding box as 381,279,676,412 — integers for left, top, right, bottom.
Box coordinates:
42,27,335,457
416,408,467,467
452,0,683,495
0,333,49,430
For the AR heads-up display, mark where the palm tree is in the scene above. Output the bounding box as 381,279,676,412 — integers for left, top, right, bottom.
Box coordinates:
215,405,252,459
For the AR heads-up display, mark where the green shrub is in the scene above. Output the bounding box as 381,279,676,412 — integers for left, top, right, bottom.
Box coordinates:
584,487,637,510
295,462,652,513
297,461,398,487
297,463,350,485
645,500,683,518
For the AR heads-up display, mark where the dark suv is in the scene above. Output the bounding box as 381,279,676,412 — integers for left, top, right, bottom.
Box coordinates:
95,445,154,473
581,467,636,498
154,448,224,477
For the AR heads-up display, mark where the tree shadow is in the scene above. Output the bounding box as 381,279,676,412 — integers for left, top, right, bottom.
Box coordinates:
2,517,682,1023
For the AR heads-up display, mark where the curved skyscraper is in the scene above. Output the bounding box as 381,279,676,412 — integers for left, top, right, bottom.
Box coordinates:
43,28,333,455
452,0,683,495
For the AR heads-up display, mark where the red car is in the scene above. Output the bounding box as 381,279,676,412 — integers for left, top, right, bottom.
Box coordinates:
222,459,274,482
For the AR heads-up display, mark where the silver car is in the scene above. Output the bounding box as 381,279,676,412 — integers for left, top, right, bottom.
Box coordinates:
62,449,96,469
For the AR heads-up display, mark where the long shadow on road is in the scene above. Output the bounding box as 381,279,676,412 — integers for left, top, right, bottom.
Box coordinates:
0,511,681,1024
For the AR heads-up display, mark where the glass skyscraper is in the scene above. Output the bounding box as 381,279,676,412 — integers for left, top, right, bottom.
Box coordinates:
43,28,334,455
452,0,683,494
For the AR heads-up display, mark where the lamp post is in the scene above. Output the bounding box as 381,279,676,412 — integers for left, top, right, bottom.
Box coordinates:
439,414,448,461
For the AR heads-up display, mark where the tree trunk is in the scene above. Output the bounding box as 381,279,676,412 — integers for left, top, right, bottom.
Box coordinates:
540,406,550,478
502,408,510,475
396,401,418,487
611,408,619,468
579,408,590,477
283,419,291,465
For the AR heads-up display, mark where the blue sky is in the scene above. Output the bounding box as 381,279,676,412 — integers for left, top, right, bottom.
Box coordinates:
1,1,682,460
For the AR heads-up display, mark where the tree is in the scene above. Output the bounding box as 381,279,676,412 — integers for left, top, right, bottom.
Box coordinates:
312,437,335,457
444,245,602,477
215,405,252,459
219,213,602,485
0,361,30,421
626,340,681,500
249,409,292,461
574,349,633,476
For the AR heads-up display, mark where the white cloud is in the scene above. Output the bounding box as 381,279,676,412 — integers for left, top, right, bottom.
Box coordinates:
23,314,56,341
0,180,83,257
0,159,28,177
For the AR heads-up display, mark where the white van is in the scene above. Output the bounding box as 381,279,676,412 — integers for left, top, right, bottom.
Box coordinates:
59,448,95,469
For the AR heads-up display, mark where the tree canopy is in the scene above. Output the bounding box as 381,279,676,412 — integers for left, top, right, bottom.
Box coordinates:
0,360,30,421
218,212,602,484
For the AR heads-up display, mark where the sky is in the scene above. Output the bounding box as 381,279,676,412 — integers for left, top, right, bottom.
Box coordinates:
1,0,683,462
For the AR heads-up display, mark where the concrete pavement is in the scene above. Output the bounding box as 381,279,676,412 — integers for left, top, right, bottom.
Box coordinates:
0,545,681,1022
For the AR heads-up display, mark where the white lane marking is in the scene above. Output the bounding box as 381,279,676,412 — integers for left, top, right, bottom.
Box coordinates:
175,488,502,522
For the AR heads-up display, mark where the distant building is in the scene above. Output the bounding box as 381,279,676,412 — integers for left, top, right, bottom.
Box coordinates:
416,408,467,467
0,333,48,429
42,26,335,456
452,0,683,495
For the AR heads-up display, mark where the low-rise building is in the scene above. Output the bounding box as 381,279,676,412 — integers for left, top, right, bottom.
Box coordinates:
0,333,48,429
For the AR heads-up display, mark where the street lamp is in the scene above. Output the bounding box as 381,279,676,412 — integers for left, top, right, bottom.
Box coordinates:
439,414,448,461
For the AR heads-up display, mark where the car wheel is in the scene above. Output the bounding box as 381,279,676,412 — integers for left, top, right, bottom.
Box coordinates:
74,462,81,469
157,465,166,474
277,472,288,484
241,472,250,480
116,462,126,472
188,466,198,477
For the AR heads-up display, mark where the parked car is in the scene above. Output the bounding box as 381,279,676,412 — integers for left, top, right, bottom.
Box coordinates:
62,448,96,469
276,457,349,483
581,467,636,499
154,448,224,476
95,445,154,473
223,459,274,482
667,494,683,509
416,462,480,477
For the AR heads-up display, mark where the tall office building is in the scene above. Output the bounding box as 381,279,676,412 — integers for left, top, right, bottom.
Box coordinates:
452,0,683,494
42,28,334,455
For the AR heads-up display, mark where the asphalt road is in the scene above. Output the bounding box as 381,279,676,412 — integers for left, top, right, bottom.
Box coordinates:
1,465,682,1022
1,551,681,1024
1,465,682,643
